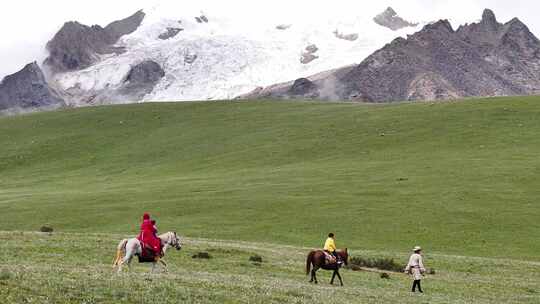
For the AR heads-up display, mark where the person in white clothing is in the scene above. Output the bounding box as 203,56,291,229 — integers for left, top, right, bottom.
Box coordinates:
404,246,426,293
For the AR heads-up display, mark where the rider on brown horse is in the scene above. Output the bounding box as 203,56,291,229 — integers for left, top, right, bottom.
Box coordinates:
306,233,349,285
324,233,342,264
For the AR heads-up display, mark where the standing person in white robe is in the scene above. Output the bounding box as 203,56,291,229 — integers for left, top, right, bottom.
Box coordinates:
404,246,426,293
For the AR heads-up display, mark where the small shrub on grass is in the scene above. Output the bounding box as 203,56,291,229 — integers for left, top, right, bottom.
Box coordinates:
380,272,390,279
0,269,12,281
192,252,211,259
249,255,263,263
349,256,405,272
39,225,53,233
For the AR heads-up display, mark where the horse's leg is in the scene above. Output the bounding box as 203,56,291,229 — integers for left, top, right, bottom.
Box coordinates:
159,259,168,273
331,270,336,285
309,261,314,283
118,255,130,273
119,244,134,274
312,267,319,284
336,269,344,286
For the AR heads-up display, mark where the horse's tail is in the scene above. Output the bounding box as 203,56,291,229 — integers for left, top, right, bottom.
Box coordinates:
113,239,128,267
306,251,314,275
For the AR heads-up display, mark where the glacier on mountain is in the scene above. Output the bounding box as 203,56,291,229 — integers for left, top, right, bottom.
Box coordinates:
50,5,421,105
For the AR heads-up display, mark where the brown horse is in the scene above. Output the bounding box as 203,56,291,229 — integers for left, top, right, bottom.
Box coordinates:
306,248,349,286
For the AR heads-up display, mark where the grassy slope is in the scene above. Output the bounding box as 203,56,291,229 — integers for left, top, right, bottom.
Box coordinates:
0,232,538,304
0,98,540,261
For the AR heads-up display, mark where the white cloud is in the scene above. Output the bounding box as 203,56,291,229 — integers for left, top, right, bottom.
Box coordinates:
0,0,539,79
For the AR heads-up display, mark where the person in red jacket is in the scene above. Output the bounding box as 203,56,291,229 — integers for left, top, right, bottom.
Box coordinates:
137,213,162,257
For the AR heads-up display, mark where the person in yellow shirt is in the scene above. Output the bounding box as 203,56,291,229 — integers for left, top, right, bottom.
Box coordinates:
324,233,341,263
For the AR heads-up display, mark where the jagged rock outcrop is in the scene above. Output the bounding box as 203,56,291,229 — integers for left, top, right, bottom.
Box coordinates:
245,9,540,102
0,62,64,110
119,60,165,99
104,10,146,40
301,44,319,64
195,15,209,23
374,7,417,31
158,27,183,40
44,10,145,72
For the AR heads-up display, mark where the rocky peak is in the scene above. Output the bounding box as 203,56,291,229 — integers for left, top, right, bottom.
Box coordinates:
499,17,540,55
481,9,497,25
247,8,540,103
477,9,502,33
504,17,530,34
0,62,64,110
424,20,454,34
374,7,417,31
105,10,146,42
44,10,145,72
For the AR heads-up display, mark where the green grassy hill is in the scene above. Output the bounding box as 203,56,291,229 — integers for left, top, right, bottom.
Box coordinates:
1,98,540,303
1,98,540,259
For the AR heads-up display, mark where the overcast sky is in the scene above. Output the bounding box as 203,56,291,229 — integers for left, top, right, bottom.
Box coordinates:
1,0,539,79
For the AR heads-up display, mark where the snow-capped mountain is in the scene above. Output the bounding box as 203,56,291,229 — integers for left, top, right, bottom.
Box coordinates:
46,5,420,106
246,9,540,102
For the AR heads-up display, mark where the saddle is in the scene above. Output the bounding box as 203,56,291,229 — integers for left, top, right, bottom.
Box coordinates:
323,251,337,265
138,244,161,263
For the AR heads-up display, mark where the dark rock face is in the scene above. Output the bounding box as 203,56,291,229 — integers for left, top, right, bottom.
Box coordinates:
195,15,209,23
44,10,145,72
125,60,165,84
290,78,318,96
119,60,165,99
246,9,540,102
104,10,146,41
158,27,183,40
0,62,64,110
374,7,417,31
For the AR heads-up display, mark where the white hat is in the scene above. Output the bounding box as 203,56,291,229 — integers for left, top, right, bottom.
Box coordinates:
413,246,422,252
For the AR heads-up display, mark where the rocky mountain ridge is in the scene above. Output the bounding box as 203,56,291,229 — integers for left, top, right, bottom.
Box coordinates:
2,7,540,112
44,10,145,72
0,62,64,111
246,9,540,102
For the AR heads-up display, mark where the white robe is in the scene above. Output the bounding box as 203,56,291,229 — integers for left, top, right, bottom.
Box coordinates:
405,253,425,280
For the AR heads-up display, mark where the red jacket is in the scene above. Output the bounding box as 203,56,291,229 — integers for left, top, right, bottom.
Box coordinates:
137,216,161,256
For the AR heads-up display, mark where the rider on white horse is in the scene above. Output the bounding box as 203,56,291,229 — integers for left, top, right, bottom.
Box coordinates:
113,213,182,273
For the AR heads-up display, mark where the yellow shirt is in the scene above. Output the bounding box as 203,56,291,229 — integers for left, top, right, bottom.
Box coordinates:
324,237,336,252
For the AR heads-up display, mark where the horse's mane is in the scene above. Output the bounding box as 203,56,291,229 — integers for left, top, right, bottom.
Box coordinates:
158,231,176,243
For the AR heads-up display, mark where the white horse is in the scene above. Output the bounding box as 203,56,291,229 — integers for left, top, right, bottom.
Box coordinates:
113,231,182,273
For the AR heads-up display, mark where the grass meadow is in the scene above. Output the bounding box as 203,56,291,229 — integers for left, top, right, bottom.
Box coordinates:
1,98,540,302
